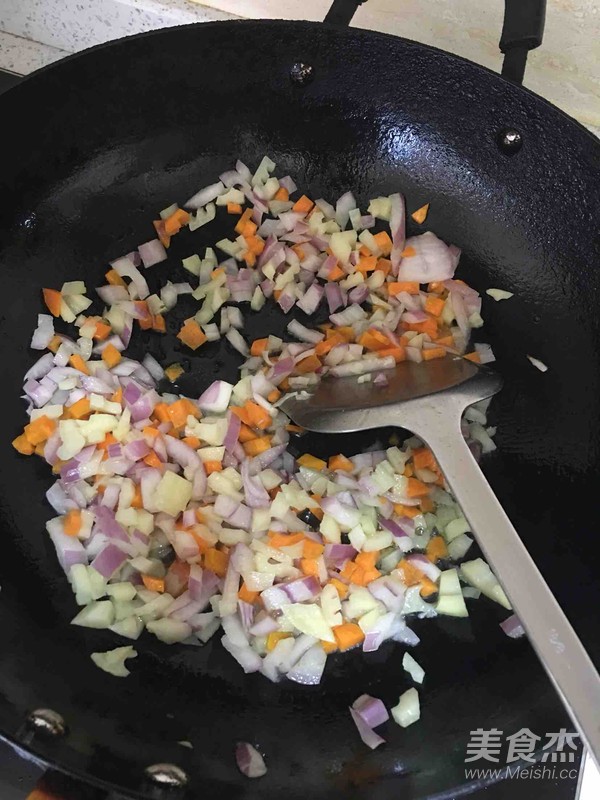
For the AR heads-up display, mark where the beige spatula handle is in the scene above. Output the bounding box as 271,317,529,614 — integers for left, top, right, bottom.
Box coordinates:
403,394,600,770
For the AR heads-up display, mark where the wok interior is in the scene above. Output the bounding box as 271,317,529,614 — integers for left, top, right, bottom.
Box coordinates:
0,20,599,799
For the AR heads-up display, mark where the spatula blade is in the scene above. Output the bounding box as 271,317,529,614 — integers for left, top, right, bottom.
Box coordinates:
279,358,502,434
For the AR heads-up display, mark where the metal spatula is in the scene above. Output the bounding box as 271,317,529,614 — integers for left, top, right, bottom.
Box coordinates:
280,357,600,768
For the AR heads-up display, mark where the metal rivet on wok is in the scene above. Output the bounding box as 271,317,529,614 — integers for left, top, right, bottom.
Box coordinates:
145,763,189,788
290,62,314,85
497,127,523,154
26,709,67,737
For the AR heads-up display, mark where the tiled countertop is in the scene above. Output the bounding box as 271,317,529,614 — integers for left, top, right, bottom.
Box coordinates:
0,0,598,132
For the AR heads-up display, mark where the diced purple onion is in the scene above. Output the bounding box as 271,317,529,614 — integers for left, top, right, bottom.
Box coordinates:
352,694,390,729
235,742,267,778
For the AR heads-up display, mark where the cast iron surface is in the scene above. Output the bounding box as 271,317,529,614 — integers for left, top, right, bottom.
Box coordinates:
0,19,599,800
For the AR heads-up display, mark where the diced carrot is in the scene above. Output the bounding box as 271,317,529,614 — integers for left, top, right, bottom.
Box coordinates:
356,330,383,352
269,532,305,548
266,631,292,651
177,318,207,350
300,558,320,577
273,172,297,202
420,577,439,598
332,622,365,651
406,477,429,498
250,338,268,356
394,503,420,519
69,354,90,375
412,448,438,472
403,463,413,477
436,334,454,347
243,401,272,430
165,363,184,383
143,451,163,469
227,202,243,215
428,281,446,293
105,269,126,287
238,582,259,604
340,561,358,582
93,321,112,341
352,566,382,586
153,219,171,248
397,558,424,586
204,460,223,475
403,318,438,338
204,548,229,577
63,509,82,537
273,187,289,201
194,508,206,525
321,639,338,654
98,433,117,452
426,535,449,562
356,255,378,274
328,577,349,599
279,377,290,391
137,305,153,330
355,551,379,572
376,346,406,364
152,314,166,333
334,326,355,342
328,265,345,281
101,343,122,368
34,442,46,457
234,208,253,235
164,208,190,236
419,494,434,514
294,354,321,374
292,244,305,261
376,258,392,276
167,398,193,430
422,347,446,361
188,530,210,554
267,388,281,404
411,203,430,224
130,484,143,509
142,574,165,593
401,245,416,258
182,436,200,449
47,334,62,353
152,403,171,424
388,281,420,296
464,352,481,363
235,405,258,429
42,288,62,317
238,423,258,443
315,333,345,356
12,434,34,455
292,195,314,214
303,539,324,558
424,296,445,317
328,454,353,472
68,398,91,420
373,231,392,256
24,415,56,446
245,235,265,255
143,426,160,439
243,436,272,457
297,453,327,471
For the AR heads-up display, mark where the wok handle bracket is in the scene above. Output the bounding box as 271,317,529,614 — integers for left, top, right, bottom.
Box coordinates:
500,0,547,84
323,0,365,27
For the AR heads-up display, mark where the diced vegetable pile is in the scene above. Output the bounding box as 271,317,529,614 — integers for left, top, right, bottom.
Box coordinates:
13,157,518,752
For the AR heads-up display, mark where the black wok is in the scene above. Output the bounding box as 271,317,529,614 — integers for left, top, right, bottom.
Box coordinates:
0,2,599,798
